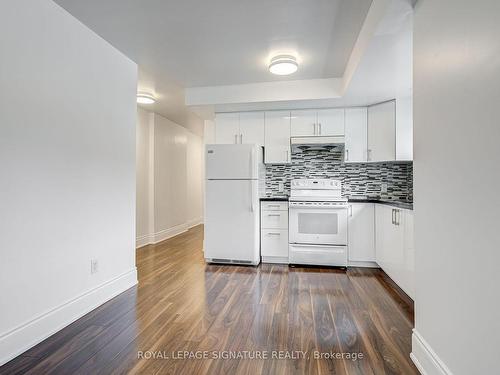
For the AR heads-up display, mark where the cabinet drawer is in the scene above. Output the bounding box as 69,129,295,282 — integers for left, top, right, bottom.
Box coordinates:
261,229,289,258
261,201,288,211
261,210,288,229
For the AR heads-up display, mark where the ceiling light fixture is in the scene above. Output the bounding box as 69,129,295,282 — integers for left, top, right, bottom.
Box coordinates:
137,92,156,104
269,55,298,75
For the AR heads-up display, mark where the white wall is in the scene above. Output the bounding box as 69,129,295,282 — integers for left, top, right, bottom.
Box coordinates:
136,110,204,247
412,1,500,374
0,0,137,365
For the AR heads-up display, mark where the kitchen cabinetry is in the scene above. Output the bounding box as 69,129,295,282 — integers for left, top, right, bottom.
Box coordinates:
317,108,344,136
347,203,376,264
238,112,265,145
264,111,291,164
214,112,264,146
291,110,316,136
345,107,368,163
261,201,289,263
291,108,344,137
368,100,396,162
375,204,414,299
215,112,239,144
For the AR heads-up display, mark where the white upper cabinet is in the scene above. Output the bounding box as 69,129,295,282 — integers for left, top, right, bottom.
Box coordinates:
238,112,264,146
317,108,345,136
264,111,291,164
215,112,239,144
345,107,368,162
395,96,413,161
291,110,317,136
367,100,396,162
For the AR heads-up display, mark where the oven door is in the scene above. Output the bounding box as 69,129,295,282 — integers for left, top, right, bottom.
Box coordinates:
289,203,347,245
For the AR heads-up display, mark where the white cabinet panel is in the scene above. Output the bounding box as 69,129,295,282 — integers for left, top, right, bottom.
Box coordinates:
261,229,289,258
375,204,414,299
395,96,413,161
345,107,368,162
264,111,291,164
261,201,289,263
317,108,345,136
239,111,265,146
261,201,288,211
368,101,396,161
215,113,239,144
291,109,317,136
348,203,375,262
261,210,288,229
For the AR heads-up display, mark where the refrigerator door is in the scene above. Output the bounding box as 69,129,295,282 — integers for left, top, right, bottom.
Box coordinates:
206,144,260,180
204,179,260,264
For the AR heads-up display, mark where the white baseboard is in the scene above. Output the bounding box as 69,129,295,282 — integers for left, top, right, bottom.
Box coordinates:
348,260,379,268
136,218,203,248
0,268,137,366
411,329,453,375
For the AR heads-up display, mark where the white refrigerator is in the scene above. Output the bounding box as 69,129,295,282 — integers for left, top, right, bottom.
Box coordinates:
204,144,264,265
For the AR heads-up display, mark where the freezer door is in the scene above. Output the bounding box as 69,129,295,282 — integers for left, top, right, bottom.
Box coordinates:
204,179,260,264
205,144,261,180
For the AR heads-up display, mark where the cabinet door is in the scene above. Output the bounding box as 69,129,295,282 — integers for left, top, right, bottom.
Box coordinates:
291,110,317,136
395,96,413,161
239,112,265,146
317,108,345,136
402,209,415,298
345,107,367,162
261,229,289,258
264,111,291,164
348,203,375,262
368,101,396,161
375,204,395,267
215,113,239,144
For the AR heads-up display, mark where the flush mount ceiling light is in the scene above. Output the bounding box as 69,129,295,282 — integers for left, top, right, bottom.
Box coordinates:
137,92,156,104
269,55,298,75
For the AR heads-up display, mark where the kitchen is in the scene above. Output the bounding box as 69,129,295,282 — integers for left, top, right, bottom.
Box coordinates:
204,99,415,299
2,0,497,374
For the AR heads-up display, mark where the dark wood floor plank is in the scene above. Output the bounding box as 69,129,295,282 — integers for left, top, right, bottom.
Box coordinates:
1,225,418,374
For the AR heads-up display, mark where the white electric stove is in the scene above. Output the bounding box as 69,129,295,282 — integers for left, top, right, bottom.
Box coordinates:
288,179,348,267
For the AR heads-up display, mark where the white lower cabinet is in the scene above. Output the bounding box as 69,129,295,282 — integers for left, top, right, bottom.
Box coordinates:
375,204,414,299
261,201,288,263
347,203,376,265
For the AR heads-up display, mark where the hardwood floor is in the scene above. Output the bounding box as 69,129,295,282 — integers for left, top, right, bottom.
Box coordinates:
1,225,418,374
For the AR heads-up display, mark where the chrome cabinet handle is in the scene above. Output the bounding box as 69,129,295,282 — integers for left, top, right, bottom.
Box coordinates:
367,149,372,161
267,204,281,208
267,232,281,236
392,209,395,224
395,209,400,226
267,214,281,217
349,205,353,217
345,149,349,161
285,150,289,162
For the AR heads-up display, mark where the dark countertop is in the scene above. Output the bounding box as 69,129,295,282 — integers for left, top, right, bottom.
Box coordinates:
260,196,413,209
348,198,413,210
260,196,289,201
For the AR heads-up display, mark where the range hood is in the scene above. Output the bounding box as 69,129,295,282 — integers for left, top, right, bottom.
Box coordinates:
290,135,345,152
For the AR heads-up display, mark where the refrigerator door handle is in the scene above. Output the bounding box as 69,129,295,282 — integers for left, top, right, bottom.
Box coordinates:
250,147,255,212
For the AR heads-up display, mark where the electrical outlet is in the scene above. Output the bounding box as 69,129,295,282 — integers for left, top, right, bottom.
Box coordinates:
278,182,285,193
91,259,98,274
381,183,388,193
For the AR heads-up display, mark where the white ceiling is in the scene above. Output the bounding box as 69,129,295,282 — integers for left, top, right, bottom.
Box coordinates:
54,0,371,87
53,0,412,130
52,0,374,132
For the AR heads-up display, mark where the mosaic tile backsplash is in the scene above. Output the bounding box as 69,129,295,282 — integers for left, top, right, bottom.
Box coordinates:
265,148,413,202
